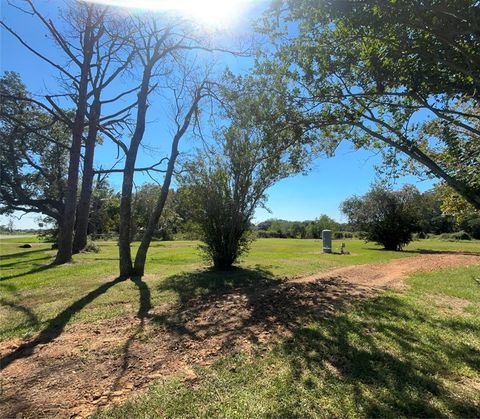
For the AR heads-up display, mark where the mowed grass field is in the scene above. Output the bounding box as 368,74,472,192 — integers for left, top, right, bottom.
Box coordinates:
1,236,480,417
1,236,479,342
96,265,480,418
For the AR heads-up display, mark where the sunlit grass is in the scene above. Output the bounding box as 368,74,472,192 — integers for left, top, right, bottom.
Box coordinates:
95,264,480,418
1,236,479,341
1,235,479,416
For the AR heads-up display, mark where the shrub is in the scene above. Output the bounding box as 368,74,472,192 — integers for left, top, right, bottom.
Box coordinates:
341,185,422,250
439,231,472,241
181,125,289,270
452,231,472,240
83,241,100,253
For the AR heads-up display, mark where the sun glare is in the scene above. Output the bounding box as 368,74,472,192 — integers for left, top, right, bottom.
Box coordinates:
83,0,253,29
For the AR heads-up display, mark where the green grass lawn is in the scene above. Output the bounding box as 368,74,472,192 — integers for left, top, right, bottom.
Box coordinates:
1,237,479,342
95,264,480,418
1,236,479,417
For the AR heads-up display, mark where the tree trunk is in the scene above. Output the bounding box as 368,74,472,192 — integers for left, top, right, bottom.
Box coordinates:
53,30,94,265
118,151,137,277
358,123,480,210
133,89,202,276
73,99,101,254
133,153,177,276
118,62,153,278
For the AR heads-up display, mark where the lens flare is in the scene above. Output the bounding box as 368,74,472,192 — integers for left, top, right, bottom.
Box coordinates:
83,0,253,29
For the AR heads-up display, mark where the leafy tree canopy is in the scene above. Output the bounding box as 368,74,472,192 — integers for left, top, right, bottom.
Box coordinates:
0,71,69,224
251,0,480,208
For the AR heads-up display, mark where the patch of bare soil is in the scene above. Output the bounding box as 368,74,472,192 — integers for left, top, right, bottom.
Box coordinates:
1,254,478,418
428,294,471,314
293,253,480,289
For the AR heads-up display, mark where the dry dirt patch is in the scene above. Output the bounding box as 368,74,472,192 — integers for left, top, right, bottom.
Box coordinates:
293,253,480,288
0,254,478,418
428,294,471,314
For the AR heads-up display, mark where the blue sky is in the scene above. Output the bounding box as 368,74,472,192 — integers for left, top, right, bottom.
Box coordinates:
0,0,436,229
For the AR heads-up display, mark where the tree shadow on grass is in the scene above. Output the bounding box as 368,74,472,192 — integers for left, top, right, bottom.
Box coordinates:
0,248,51,261
405,248,480,256
0,298,40,332
0,276,127,369
0,255,52,269
276,294,480,417
150,267,479,417
0,263,56,282
0,273,156,418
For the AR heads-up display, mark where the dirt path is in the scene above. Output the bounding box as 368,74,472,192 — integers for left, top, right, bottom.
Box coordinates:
1,254,478,418
293,253,480,288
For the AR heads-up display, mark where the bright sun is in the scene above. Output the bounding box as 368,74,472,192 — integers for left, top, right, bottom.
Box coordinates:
83,0,252,28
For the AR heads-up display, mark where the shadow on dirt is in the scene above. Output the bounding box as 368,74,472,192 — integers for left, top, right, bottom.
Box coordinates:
2,264,479,417
107,276,152,396
148,267,480,417
0,276,127,369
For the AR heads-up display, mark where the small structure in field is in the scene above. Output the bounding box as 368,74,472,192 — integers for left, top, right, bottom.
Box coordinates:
322,229,332,253
340,242,350,255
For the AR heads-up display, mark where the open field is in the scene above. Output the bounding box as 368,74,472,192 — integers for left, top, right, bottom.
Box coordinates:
1,237,479,342
1,237,479,417
96,264,480,419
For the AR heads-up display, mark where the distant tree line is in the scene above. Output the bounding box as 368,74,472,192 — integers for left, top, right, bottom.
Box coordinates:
255,216,346,239
256,186,480,245
39,180,477,248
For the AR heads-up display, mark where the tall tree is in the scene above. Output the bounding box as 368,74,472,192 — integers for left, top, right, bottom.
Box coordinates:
132,75,208,276
72,14,135,253
114,16,246,277
115,17,180,278
253,0,480,208
48,3,104,264
2,1,109,263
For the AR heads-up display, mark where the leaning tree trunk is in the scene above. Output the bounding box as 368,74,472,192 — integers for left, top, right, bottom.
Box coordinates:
358,123,480,210
54,32,94,265
133,89,202,276
118,62,153,278
133,152,177,276
405,151,480,210
73,98,101,254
